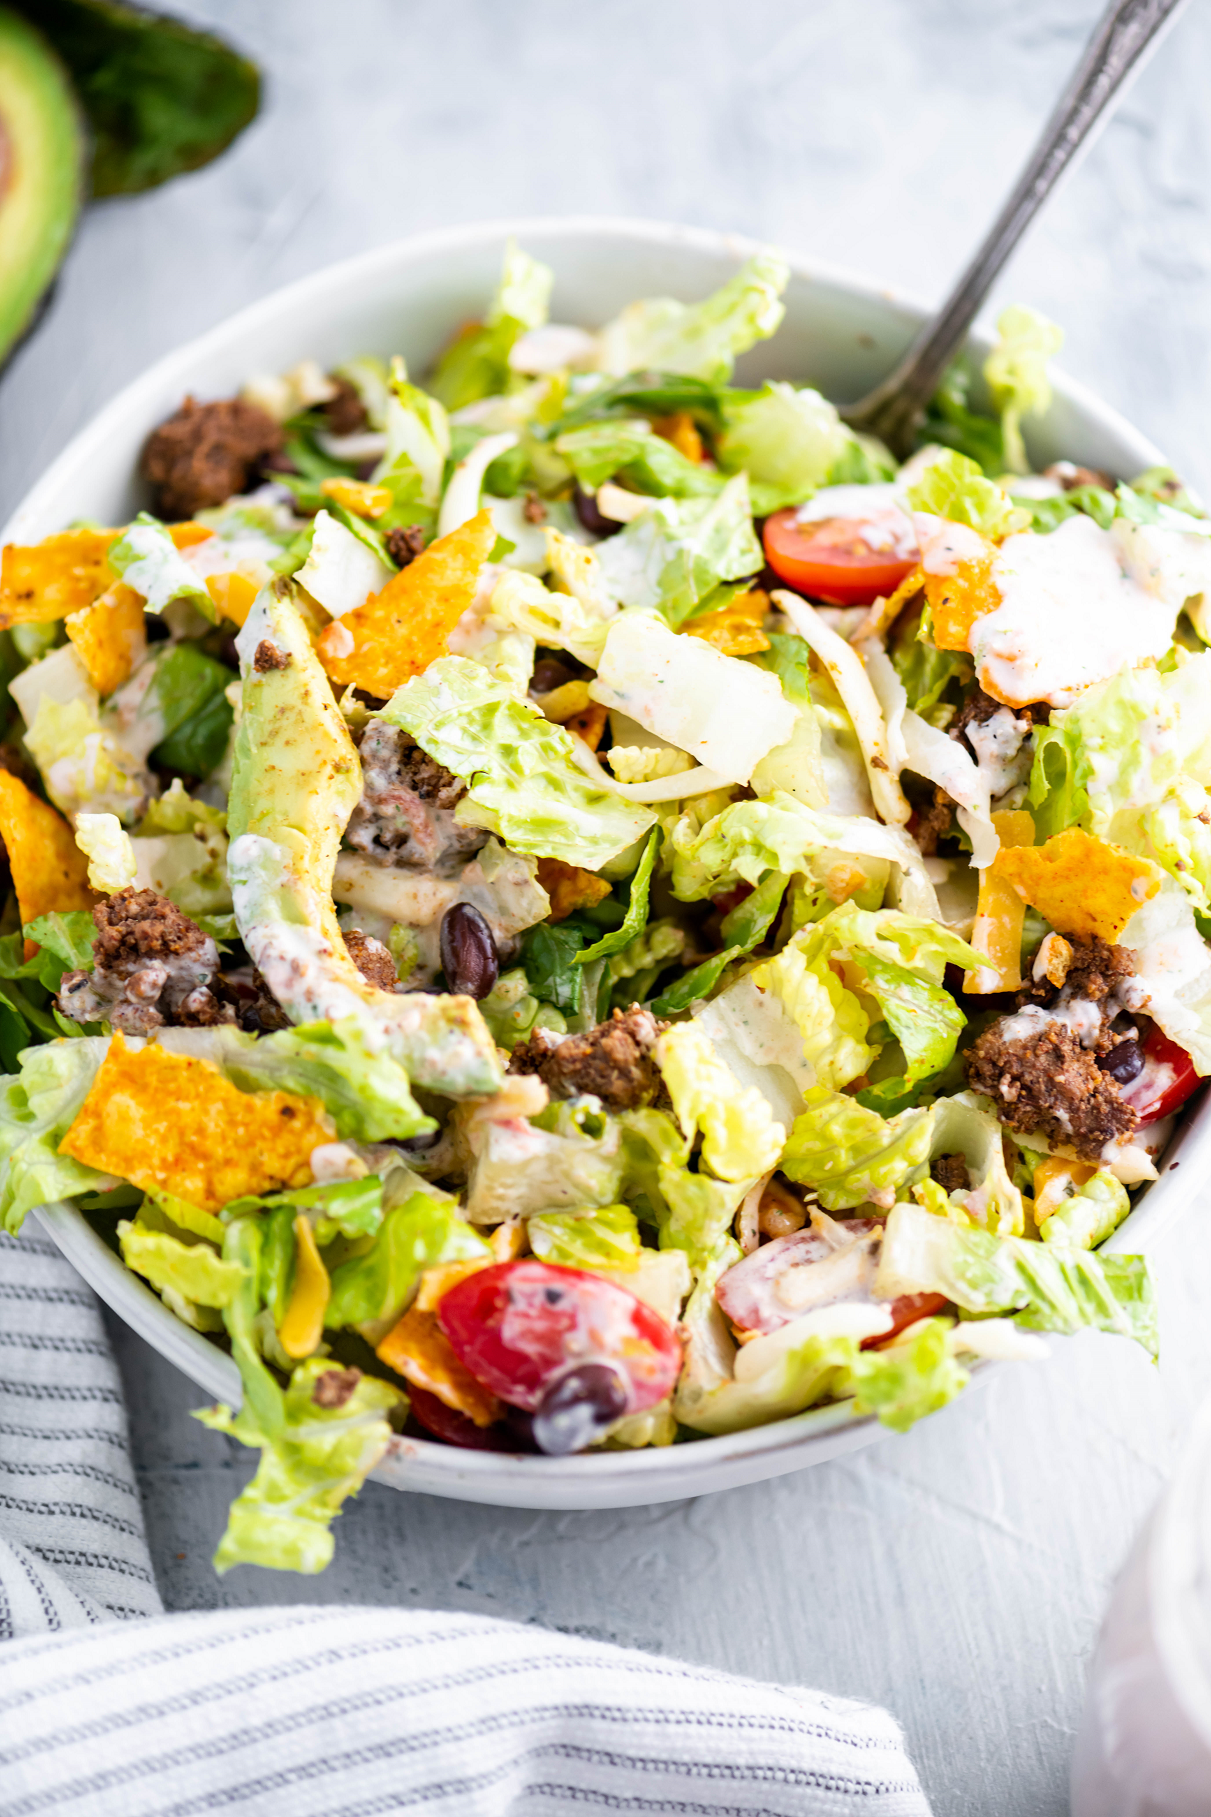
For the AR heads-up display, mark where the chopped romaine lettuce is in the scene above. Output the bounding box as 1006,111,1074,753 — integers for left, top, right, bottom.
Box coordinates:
983,305,1063,475
656,1021,785,1182
108,514,214,617
848,1317,969,1433
325,1189,488,1338
0,1038,113,1234
716,382,852,508
527,1202,643,1270
382,655,655,869
554,420,721,499
431,240,552,410
781,1088,935,1210
905,450,1018,538
465,1097,626,1224
594,474,763,626
118,1218,247,1307
597,251,788,383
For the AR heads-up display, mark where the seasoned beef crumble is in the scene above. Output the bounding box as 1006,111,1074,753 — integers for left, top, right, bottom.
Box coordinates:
510,1006,667,1113
345,720,486,874
58,888,233,1034
141,397,284,520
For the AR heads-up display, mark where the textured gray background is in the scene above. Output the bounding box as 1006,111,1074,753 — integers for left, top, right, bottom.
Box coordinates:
4,2,1211,1811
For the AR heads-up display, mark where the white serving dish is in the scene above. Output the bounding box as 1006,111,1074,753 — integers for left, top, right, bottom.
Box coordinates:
9,215,1209,1509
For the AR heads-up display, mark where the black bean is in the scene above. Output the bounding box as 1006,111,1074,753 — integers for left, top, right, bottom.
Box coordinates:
439,902,499,999
529,657,577,696
573,485,622,537
532,1362,629,1456
1097,1039,1144,1085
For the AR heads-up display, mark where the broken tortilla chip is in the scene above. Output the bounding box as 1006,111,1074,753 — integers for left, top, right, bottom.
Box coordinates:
684,588,770,657
65,583,147,696
924,541,1000,653
319,476,392,519
316,509,496,699
0,769,96,957
650,412,705,463
964,810,1035,995
994,827,1161,944
375,1259,500,1425
563,700,608,750
59,1033,335,1212
536,855,612,922
0,520,213,630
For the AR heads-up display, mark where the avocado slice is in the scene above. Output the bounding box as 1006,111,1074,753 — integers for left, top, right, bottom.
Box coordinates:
0,7,84,369
227,581,503,1099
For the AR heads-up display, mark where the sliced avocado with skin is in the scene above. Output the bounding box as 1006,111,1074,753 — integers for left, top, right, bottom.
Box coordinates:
0,7,84,369
228,581,503,1098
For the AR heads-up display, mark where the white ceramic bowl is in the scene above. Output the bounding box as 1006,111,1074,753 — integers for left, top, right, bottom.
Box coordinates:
9,216,1209,1509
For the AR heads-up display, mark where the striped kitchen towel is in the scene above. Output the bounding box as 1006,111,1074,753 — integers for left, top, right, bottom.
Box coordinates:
0,1227,933,1816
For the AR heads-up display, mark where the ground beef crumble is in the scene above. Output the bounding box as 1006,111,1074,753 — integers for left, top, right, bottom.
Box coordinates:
312,1366,362,1408
510,1006,667,1113
253,639,291,673
345,720,486,874
58,888,234,1035
931,1153,971,1195
321,378,369,437
913,787,955,857
343,929,398,992
1018,934,1135,1009
965,1017,1138,1163
384,525,427,567
141,396,284,520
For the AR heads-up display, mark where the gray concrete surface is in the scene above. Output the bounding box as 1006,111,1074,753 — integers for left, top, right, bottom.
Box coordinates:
6,3,1211,1811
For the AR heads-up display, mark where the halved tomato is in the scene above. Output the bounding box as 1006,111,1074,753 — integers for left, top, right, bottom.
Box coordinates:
763,510,918,606
1125,1025,1200,1127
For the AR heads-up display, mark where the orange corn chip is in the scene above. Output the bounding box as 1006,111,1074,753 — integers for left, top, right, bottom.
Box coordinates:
320,477,392,518
995,827,1161,944
59,1033,335,1212
965,809,1035,995
376,1257,500,1426
0,770,96,957
537,856,612,922
650,412,705,463
205,571,261,627
563,701,608,750
0,520,212,630
65,583,147,696
684,588,770,657
317,509,496,699
924,542,1000,653
0,529,119,628
856,565,924,642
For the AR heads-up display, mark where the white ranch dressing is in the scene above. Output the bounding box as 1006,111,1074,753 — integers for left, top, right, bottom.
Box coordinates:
974,514,1180,707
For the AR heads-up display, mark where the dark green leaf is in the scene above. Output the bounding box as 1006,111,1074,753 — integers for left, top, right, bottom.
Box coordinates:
575,829,660,965
19,0,260,197
23,910,96,971
522,920,590,1015
154,687,234,778
552,372,725,434
650,870,786,1014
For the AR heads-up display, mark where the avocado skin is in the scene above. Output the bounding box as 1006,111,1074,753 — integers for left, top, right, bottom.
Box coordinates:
0,6,85,372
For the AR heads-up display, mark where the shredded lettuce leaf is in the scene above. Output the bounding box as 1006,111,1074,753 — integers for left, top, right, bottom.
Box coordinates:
716,381,853,508
594,474,763,626
905,449,1018,538
656,1021,785,1182
108,514,214,617
597,251,788,383
0,1038,113,1234
781,1088,935,1210
983,305,1063,475
325,1189,488,1338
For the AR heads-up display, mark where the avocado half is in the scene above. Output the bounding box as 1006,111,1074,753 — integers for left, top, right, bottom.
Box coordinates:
0,6,85,370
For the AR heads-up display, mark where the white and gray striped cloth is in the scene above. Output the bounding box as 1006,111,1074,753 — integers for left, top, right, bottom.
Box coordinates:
0,1227,933,1815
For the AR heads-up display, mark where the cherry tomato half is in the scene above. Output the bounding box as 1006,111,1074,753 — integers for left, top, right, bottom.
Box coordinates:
437,1260,681,1416
1125,1024,1201,1127
406,1384,518,1452
860,1293,950,1350
763,509,919,607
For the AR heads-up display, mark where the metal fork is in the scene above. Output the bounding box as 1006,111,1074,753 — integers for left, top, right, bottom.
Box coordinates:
841,0,1191,458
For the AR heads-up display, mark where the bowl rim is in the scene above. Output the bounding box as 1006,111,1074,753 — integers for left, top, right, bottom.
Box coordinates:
11,212,1200,1503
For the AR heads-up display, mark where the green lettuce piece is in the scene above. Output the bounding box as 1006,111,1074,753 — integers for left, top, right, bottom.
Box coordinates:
716,381,852,508
147,641,235,778
117,1218,247,1307
222,1176,384,1242
905,450,1017,537
668,790,926,906
1039,1170,1130,1251
430,239,552,410
596,474,763,627
22,911,96,972
381,656,655,869
214,1019,433,1144
551,373,725,434
781,1088,935,1210
650,867,786,1014
983,304,1063,475
522,920,591,1017
138,779,226,837
107,513,214,616
575,828,659,966
750,935,873,1094
876,1201,1157,1355
527,1202,643,1270
197,1354,404,1575
325,1190,489,1337
597,251,788,383
466,1097,626,1224
889,607,971,719
920,358,1006,476
374,362,451,519
554,421,721,499
653,1166,750,1267
0,1038,113,1234
657,1020,785,1182
848,1317,969,1432
928,1092,1025,1236
848,950,963,1088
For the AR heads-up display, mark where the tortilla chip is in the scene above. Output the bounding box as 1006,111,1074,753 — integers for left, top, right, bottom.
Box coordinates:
0,520,213,630
65,583,147,696
536,855,612,922
0,770,96,957
964,809,1034,994
317,509,496,698
204,570,261,627
563,701,608,750
650,412,705,463
684,588,770,657
0,529,119,628
319,477,392,519
924,544,1000,653
994,827,1161,944
59,1033,335,1212
375,1260,499,1425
